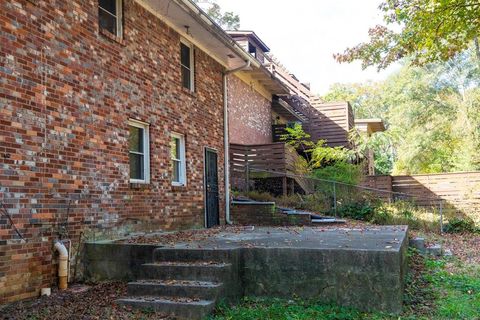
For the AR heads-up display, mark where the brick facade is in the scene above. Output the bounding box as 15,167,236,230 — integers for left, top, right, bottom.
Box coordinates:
0,0,226,303
228,75,272,145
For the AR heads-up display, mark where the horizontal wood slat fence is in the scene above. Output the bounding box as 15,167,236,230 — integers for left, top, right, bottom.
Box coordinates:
230,143,313,194
362,172,480,225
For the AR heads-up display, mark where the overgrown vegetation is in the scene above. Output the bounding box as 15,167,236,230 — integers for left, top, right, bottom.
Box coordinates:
281,123,363,185
443,217,479,234
334,199,441,233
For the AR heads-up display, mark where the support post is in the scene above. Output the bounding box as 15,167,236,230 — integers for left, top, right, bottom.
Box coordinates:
282,175,288,197
439,199,443,234
245,163,250,193
333,181,337,217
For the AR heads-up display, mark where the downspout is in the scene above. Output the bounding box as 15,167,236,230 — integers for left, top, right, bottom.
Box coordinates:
54,241,69,290
223,60,251,225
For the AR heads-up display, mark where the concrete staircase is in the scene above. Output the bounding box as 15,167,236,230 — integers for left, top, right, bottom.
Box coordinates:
117,248,237,319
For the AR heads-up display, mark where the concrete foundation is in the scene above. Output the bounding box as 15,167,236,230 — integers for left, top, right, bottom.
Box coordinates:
84,226,408,314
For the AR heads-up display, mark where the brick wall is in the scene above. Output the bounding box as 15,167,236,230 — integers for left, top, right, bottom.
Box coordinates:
228,75,272,145
0,0,226,303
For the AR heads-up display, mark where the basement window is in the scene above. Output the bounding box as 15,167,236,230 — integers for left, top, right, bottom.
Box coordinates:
129,120,150,184
171,133,186,186
99,0,123,37
180,40,195,91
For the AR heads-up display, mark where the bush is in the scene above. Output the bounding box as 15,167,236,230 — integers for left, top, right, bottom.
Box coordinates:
370,205,393,224
336,201,377,221
443,217,478,233
312,162,363,185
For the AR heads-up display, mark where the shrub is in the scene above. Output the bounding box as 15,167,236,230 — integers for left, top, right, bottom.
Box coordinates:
443,217,478,233
370,205,393,224
312,162,363,185
336,201,377,221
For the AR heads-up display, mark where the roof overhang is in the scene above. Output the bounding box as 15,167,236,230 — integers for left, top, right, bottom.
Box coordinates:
136,0,260,69
226,30,270,52
355,119,386,133
244,66,290,95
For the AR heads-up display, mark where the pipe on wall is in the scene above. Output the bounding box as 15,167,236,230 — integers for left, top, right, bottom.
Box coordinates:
53,241,69,290
223,60,251,225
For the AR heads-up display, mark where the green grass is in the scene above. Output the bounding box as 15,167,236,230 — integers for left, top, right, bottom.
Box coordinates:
424,259,480,319
210,297,390,320
210,254,480,320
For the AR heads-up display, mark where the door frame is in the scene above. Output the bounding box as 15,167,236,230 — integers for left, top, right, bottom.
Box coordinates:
203,147,220,228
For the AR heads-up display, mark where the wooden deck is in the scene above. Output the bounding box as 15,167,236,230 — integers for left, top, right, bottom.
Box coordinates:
230,143,313,194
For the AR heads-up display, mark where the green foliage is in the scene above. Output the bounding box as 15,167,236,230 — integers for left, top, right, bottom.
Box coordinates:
324,49,480,175
193,0,240,30
312,162,363,185
336,200,377,221
444,217,478,234
424,258,480,320
282,123,355,167
281,123,314,150
371,201,440,232
210,297,389,320
309,140,355,168
335,0,480,69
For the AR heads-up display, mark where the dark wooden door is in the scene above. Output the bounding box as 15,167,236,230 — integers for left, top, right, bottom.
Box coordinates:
205,149,220,228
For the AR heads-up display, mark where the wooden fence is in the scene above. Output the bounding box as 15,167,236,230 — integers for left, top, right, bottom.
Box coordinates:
230,143,313,194
362,172,480,224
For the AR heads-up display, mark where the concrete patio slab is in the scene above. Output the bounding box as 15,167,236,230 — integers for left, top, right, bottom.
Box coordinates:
84,226,409,315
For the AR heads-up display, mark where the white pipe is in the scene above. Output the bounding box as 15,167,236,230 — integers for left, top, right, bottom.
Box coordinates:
223,60,251,225
54,241,68,290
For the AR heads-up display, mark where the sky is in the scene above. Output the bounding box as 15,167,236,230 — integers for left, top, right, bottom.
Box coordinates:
215,0,400,95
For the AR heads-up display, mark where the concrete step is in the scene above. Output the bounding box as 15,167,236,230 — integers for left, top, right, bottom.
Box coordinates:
116,296,215,320
128,279,223,300
311,218,346,224
153,248,233,263
141,261,232,282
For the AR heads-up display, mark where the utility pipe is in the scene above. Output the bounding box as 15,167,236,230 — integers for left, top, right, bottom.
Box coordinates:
223,60,251,225
53,241,69,290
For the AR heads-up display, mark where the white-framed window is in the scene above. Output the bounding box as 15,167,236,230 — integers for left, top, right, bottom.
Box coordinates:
170,133,186,186
180,40,195,91
98,0,123,37
128,119,150,184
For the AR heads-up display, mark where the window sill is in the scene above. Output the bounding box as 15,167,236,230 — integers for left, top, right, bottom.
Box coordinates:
99,28,125,46
172,182,187,190
172,182,186,187
130,181,150,189
181,86,197,98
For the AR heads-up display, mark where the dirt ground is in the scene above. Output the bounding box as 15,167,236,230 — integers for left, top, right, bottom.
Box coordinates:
0,282,171,320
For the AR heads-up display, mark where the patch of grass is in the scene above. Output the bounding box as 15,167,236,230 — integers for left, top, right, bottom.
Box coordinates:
211,251,479,320
210,297,391,320
425,258,480,319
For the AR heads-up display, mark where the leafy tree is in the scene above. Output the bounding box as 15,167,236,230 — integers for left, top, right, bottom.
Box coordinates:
324,49,480,175
193,0,240,30
335,0,480,70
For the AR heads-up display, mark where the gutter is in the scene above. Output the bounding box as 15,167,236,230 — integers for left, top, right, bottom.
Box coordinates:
173,0,261,69
223,60,251,225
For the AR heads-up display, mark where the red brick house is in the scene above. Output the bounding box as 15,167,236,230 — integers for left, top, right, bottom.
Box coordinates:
0,0,258,303
227,31,385,189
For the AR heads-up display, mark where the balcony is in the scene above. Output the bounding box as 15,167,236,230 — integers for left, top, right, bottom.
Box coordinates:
230,142,313,195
